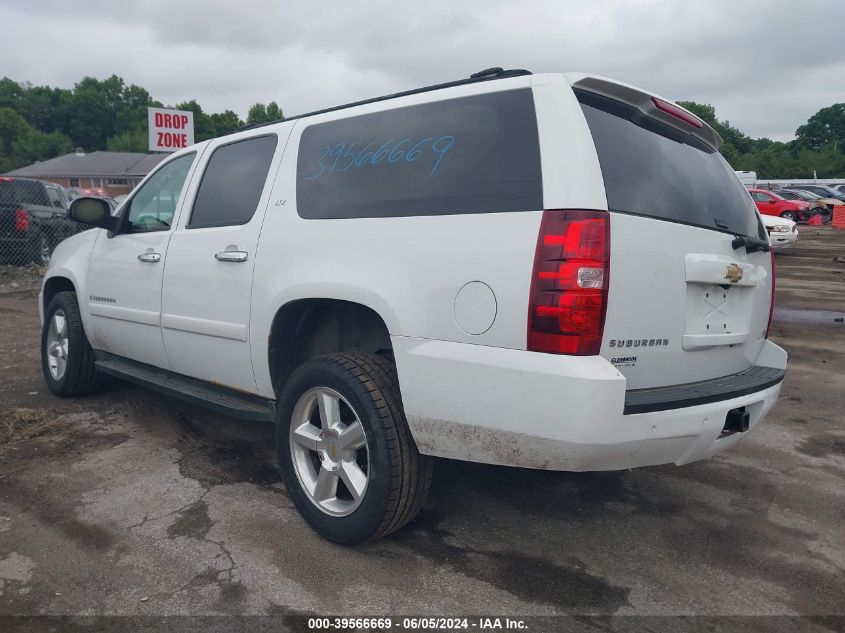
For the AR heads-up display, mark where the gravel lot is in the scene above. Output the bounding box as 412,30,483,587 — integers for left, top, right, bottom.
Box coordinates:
0,230,843,619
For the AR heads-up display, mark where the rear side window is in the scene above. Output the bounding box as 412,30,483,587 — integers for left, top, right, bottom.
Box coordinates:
577,90,762,238
188,135,278,228
296,89,542,219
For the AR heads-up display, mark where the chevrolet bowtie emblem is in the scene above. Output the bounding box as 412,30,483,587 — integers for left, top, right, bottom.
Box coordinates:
724,263,743,283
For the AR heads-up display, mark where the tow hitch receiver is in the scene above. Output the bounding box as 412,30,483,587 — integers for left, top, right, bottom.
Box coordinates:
721,407,750,436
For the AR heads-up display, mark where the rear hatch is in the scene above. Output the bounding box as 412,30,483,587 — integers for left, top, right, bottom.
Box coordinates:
573,79,772,390
0,179,26,238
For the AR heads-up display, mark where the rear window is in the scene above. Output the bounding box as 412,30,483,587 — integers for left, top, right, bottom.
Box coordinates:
296,89,542,219
577,90,762,238
0,180,50,207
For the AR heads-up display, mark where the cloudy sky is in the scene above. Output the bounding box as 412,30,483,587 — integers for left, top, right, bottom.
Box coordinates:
3,0,843,141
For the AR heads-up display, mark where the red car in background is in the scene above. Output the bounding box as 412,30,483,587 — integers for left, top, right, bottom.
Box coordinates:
748,188,810,222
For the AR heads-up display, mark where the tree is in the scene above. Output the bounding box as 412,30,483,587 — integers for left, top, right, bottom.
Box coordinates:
246,101,283,125
0,107,28,156
795,103,845,151
11,128,72,167
107,127,148,152
0,106,71,171
677,100,754,155
0,74,289,171
174,99,216,141
210,110,244,135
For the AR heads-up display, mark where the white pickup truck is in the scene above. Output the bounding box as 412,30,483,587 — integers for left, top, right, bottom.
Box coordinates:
40,68,786,544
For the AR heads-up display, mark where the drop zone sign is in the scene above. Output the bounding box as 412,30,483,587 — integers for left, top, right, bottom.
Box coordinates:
148,107,195,152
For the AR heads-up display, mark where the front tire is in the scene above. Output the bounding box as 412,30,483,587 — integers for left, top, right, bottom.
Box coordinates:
780,211,797,221
276,352,432,544
36,233,53,266
41,291,102,397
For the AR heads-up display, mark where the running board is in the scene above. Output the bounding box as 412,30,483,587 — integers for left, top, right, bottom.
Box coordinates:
94,353,274,422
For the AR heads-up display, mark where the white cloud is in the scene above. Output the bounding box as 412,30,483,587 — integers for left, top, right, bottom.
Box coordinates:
3,0,843,140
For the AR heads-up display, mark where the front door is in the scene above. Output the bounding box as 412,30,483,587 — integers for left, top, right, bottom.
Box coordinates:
161,133,284,392
85,152,199,368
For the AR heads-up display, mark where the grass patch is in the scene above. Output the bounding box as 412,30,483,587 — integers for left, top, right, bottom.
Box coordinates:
0,407,63,448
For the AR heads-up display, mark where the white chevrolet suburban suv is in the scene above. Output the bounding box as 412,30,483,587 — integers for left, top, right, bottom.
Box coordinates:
40,68,787,544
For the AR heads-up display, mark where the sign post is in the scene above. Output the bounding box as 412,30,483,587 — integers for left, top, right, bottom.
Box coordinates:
148,107,195,152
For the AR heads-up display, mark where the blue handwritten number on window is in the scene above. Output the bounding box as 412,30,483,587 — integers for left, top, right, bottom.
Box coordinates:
304,145,332,180
354,141,379,167
405,138,433,162
430,135,454,175
371,140,395,164
305,135,456,179
334,142,361,173
388,139,411,162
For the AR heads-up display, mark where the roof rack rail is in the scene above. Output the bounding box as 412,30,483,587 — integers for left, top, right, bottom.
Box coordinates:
233,67,532,134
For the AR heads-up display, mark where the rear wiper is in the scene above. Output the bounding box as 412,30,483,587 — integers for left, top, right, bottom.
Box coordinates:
731,234,770,253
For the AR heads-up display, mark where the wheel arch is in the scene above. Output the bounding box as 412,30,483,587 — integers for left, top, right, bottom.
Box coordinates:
267,298,395,397
42,275,77,321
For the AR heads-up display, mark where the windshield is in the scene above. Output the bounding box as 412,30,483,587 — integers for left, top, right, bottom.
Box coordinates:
577,90,763,238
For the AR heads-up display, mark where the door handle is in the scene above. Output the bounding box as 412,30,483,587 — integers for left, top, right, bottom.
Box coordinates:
137,252,161,263
215,250,248,263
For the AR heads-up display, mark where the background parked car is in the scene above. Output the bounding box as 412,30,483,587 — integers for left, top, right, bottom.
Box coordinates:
783,184,845,202
776,189,837,221
0,177,83,266
760,213,798,248
748,188,810,221
833,184,845,194
66,187,110,200
776,188,827,210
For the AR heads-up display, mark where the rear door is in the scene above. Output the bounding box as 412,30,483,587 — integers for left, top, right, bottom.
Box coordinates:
160,132,284,392
574,86,772,390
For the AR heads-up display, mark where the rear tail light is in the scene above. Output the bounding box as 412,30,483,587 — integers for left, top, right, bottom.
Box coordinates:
766,250,776,338
528,210,610,355
14,209,29,232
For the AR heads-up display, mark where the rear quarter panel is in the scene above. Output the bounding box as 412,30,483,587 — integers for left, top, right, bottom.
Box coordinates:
250,78,597,398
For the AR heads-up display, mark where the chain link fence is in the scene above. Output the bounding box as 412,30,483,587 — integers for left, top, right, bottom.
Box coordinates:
0,176,94,274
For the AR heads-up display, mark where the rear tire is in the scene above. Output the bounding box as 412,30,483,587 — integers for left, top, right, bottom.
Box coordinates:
276,352,432,544
41,291,102,397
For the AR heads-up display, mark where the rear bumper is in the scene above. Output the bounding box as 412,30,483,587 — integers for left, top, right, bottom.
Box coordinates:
0,235,33,252
393,336,787,471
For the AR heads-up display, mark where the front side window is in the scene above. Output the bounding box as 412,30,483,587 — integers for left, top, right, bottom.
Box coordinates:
124,153,195,233
188,135,278,228
45,187,64,209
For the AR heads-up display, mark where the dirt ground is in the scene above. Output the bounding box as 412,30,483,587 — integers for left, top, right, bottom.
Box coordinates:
0,230,843,620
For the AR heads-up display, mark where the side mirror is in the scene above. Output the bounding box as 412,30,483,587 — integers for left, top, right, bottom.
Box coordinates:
768,199,777,203
68,197,120,231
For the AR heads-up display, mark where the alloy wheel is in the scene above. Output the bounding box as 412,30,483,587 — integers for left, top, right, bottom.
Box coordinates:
289,387,370,517
46,309,69,380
